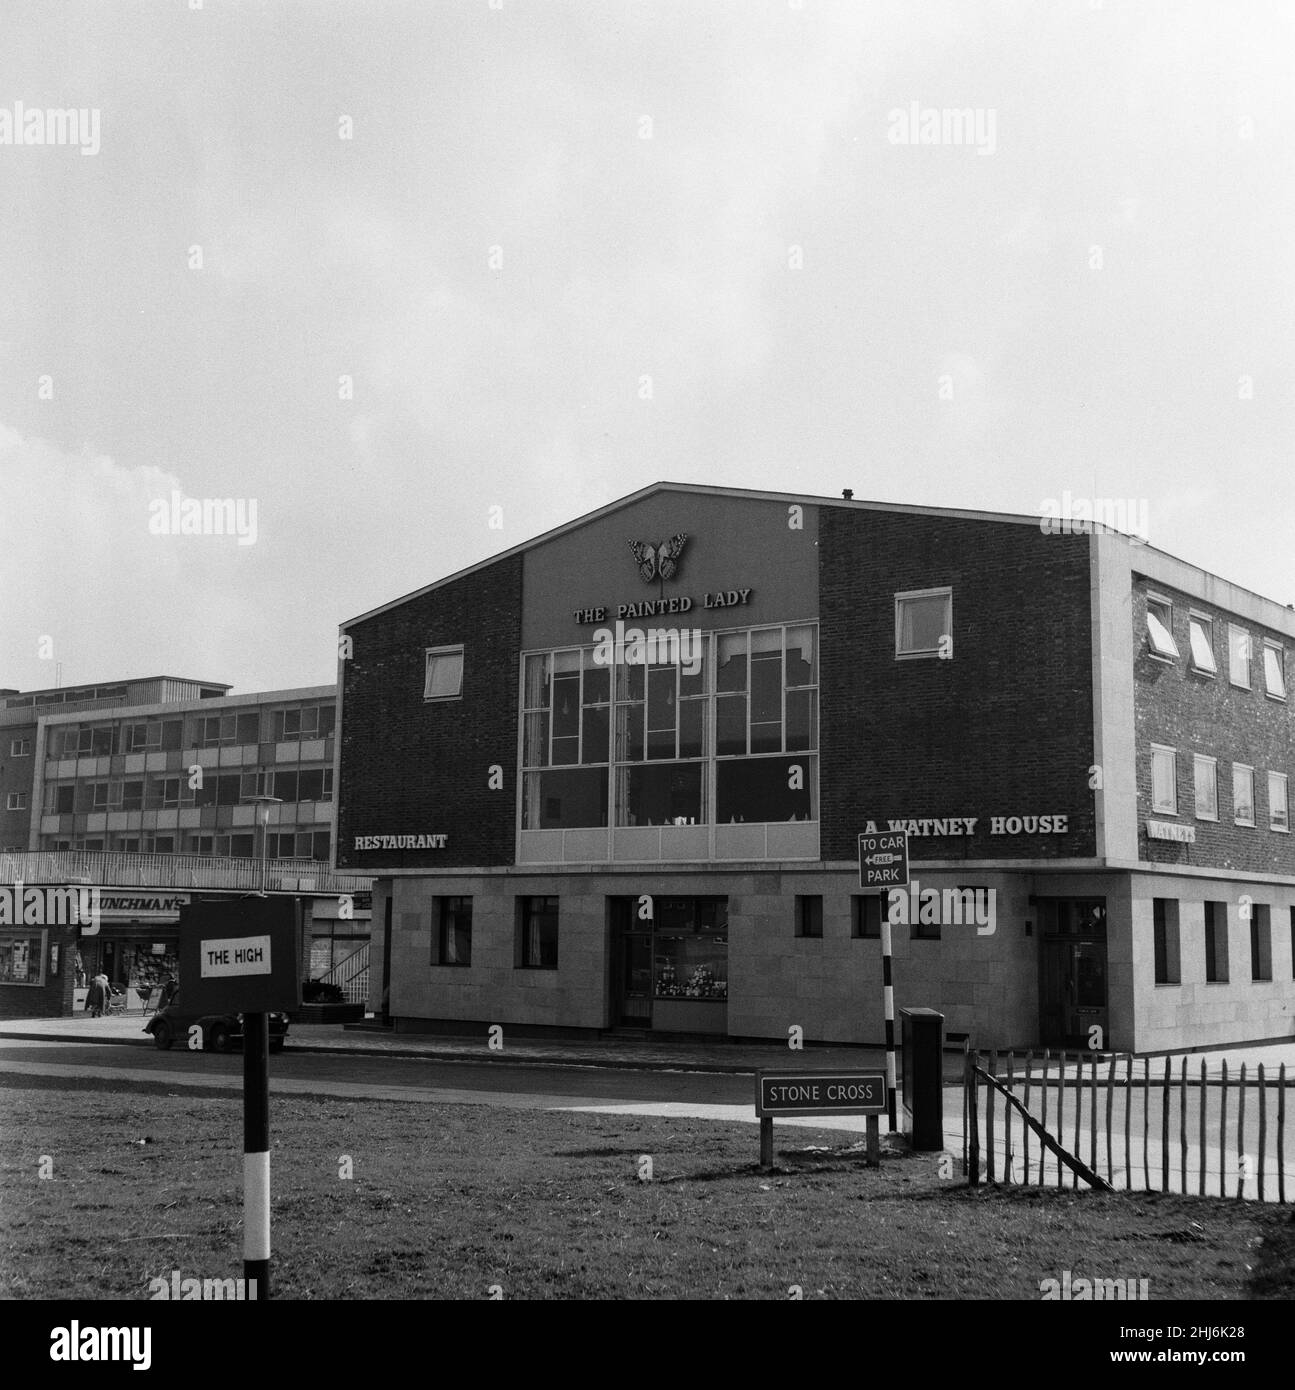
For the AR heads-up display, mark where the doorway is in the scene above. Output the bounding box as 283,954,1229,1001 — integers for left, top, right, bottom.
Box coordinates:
1037,898,1108,1048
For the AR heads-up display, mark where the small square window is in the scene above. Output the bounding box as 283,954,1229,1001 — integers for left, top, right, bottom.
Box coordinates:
425,645,465,700
9,739,31,757
1263,642,1286,700
1146,597,1179,660
1232,765,1255,826
6,792,27,811
795,895,823,938
851,895,882,939
1228,624,1251,688
895,588,952,660
1193,755,1217,821
1187,615,1216,675
1150,745,1177,814
1269,772,1289,832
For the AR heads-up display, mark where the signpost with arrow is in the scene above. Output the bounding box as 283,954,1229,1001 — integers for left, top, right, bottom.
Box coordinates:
858,830,910,1130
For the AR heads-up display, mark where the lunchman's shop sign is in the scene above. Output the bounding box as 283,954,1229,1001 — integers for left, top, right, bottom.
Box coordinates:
353,834,447,850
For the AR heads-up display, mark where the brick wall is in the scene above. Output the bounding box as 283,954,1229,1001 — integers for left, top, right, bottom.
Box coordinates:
818,509,1096,861
338,556,523,871
1133,579,1295,876
0,927,77,1018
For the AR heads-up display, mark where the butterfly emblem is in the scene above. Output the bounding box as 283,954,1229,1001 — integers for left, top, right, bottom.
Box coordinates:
628,534,688,583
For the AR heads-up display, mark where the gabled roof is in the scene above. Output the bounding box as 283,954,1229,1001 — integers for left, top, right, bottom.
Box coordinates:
340,480,1066,629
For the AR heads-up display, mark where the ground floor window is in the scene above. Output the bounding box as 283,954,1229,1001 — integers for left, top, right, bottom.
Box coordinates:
1153,899,1180,984
517,896,559,969
435,896,472,966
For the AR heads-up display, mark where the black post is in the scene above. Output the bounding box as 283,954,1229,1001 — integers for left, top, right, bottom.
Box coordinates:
243,1011,270,1299
759,1117,773,1168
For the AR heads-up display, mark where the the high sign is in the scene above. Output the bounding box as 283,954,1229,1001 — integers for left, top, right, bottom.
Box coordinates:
177,897,300,1016
858,830,910,889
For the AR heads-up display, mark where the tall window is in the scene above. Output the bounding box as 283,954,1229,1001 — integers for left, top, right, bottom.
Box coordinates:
1228,624,1251,688
1263,642,1286,700
1150,745,1177,814
1204,902,1229,982
896,588,952,659
1193,755,1218,820
1232,765,1255,826
1250,905,1272,982
1153,899,1180,984
1187,614,1216,675
516,896,558,969
795,895,823,938
1145,596,1178,660
424,646,464,701
1270,772,1289,832
523,650,610,829
852,895,882,939
435,896,472,966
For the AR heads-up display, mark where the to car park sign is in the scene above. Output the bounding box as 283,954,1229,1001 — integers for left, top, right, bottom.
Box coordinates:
858,830,909,889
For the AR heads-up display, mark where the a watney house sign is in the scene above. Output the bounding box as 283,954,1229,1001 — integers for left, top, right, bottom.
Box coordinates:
864,815,1072,836
572,533,755,624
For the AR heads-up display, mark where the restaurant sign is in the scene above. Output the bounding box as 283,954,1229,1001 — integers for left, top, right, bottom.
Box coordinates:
352,834,447,850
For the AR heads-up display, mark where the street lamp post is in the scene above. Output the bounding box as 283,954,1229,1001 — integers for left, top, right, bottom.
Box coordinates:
243,795,283,894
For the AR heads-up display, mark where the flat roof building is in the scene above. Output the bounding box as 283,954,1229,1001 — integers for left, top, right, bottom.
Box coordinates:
336,482,1295,1053
0,679,370,1017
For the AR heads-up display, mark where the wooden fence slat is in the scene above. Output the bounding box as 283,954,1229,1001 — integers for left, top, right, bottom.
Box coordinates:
1039,1050,1050,1186
1277,1064,1286,1205
1237,1063,1247,1200
1089,1051,1098,1175
1072,1051,1082,1190
1142,1053,1151,1192
1219,1061,1228,1198
1198,1059,1207,1198
967,1048,980,1186
1023,1053,1033,1184
962,1039,970,1177
987,1048,997,1184
1160,1057,1171,1193
1178,1058,1187,1195
1105,1053,1115,1184
1117,1050,1128,1195
1257,1064,1266,1204
1006,1052,1016,1183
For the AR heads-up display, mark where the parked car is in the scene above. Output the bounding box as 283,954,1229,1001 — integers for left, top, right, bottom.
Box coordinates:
143,991,288,1053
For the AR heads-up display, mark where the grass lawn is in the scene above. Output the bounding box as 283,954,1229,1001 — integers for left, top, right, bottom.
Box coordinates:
2,1074,1292,1300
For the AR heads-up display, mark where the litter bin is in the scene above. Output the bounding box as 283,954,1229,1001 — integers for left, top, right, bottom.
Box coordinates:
900,1007,944,1150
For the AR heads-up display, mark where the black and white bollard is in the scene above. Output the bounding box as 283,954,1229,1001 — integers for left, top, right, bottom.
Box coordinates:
243,1011,270,1299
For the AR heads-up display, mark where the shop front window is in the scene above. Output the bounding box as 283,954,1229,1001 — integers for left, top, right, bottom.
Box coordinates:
652,898,727,1000
0,934,41,983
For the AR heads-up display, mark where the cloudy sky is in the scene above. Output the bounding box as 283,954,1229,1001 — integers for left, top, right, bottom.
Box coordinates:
2,0,1292,696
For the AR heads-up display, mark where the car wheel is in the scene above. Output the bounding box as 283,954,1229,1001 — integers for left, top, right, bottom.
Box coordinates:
152,1021,173,1051
209,1023,233,1054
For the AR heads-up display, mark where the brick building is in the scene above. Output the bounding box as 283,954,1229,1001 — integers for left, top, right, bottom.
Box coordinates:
336,483,1295,1052
0,677,370,1017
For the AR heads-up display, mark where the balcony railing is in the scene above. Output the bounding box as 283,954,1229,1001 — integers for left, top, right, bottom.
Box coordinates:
0,849,372,896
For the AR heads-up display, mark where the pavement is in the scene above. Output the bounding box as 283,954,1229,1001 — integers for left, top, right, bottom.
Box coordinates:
2,1013,1294,1078
0,1012,948,1076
